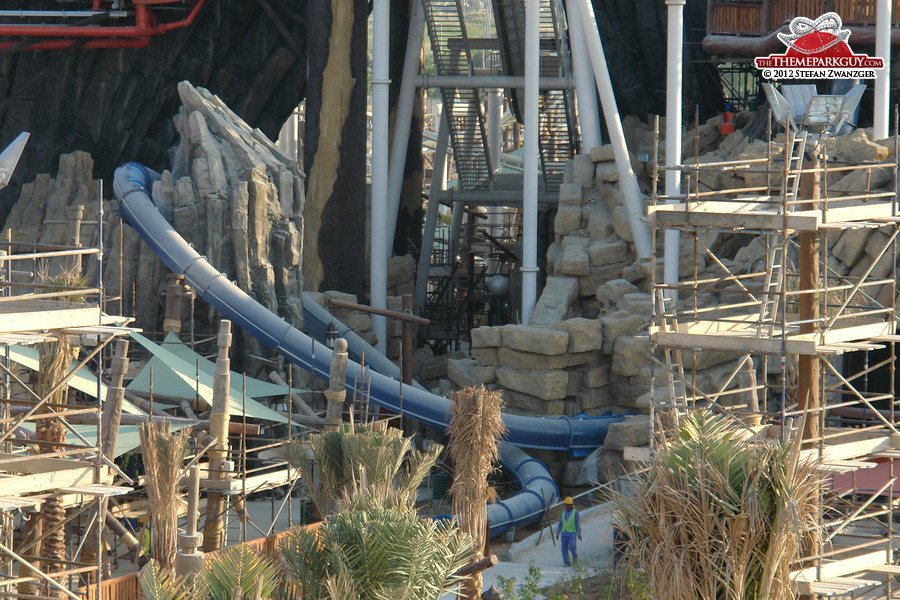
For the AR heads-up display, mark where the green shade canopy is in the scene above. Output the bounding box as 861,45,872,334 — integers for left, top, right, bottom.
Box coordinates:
17,422,185,457
127,333,288,423
7,346,144,415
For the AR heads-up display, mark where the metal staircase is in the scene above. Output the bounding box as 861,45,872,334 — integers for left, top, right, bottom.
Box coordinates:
422,0,493,191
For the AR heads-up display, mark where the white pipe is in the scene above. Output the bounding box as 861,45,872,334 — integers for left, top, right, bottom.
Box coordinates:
664,0,684,297
385,0,426,256
415,112,450,312
418,75,574,88
874,0,891,139
371,0,390,352
522,0,540,324
488,89,503,172
565,0,601,150
574,0,651,258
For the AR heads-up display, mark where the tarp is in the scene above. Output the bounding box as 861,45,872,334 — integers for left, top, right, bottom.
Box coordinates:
127,333,288,423
16,422,183,457
158,333,301,398
7,346,144,415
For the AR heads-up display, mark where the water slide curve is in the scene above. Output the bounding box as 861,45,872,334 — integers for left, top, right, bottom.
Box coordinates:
114,163,622,536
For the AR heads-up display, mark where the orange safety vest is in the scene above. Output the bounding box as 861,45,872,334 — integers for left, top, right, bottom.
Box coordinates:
721,111,736,135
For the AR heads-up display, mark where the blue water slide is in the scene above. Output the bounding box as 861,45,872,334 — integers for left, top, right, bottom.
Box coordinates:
113,162,624,452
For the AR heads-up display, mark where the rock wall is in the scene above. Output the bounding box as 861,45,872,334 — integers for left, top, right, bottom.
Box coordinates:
0,0,308,231
447,112,900,486
5,83,306,374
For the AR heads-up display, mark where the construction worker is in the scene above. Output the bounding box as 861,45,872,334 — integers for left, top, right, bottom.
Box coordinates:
556,497,582,566
721,102,736,135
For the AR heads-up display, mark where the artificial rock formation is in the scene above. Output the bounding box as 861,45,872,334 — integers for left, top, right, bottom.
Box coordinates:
5,83,305,373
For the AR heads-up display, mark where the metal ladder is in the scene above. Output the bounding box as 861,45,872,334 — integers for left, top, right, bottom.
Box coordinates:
655,289,690,412
757,130,806,335
782,130,808,207
758,237,785,336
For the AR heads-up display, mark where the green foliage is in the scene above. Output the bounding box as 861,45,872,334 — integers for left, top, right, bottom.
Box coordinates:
139,561,190,600
610,411,821,600
138,548,279,600
496,563,542,600
279,505,473,600
281,422,442,514
201,545,280,600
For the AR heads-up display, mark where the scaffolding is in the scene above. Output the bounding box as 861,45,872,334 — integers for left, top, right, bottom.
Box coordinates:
648,114,900,596
0,206,136,599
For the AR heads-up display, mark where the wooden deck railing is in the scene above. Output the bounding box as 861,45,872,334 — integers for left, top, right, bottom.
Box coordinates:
84,523,318,600
709,0,900,37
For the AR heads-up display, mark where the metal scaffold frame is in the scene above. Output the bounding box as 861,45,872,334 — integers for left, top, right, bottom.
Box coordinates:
647,110,900,597
0,197,136,600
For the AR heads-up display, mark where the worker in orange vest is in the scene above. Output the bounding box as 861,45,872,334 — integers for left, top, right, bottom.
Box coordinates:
721,102,736,135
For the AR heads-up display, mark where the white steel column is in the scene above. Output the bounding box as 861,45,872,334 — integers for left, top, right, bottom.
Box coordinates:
487,89,503,172
664,0,684,298
575,0,651,258
522,0,540,324
874,0,891,139
385,0,426,255
414,112,450,312
565,0,601,150
371,0,390,352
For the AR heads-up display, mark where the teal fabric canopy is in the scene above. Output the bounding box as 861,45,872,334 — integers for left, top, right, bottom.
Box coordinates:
127,333,288,423
7,346,144,415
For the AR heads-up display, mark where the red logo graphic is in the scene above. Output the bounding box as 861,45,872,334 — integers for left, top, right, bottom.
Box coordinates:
755,12,884,79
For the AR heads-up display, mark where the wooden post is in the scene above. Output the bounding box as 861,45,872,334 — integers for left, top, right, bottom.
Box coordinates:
268,371,321,420
162,274,185,335
81,340,129,582
176,465,204,575
402,294,414,385
325,338,348,431
100,340,129,458
66,205,83,273
203,320,232,552
798,156,820,442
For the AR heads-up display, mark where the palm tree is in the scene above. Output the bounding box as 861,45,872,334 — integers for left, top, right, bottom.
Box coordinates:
138,421,190,574
280,420,441,515
446,386,506,600
279,505,473,600
139,545,279,600
611,411,821,600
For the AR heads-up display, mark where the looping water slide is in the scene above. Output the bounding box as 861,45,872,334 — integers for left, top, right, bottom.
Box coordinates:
114,162,623,536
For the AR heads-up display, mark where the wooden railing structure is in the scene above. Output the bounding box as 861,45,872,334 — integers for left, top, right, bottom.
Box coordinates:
85,524,318,600
708,0,900,38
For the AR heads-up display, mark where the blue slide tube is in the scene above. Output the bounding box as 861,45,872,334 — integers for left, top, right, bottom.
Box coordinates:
113,163,624,451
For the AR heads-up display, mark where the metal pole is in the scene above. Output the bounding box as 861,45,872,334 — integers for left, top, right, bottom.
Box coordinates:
565,0,601,150
487,89,503,172
522,0,540,324
417,75,574,89
414,112,449,312
874,0,891,139
574,0,651,258
664,0,685,299
371,0,391,352
385,0,425,255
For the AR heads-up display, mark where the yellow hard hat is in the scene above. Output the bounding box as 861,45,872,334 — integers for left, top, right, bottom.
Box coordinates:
563,497,573,505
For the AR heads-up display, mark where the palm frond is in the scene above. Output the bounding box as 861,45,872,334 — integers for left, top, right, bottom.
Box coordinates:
202,545,279,600
610,410,821,600
139,560,190,600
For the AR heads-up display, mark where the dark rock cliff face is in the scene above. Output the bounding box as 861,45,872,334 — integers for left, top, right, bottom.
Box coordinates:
0,0,720,228
591,0,723,124
0,0,307,225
